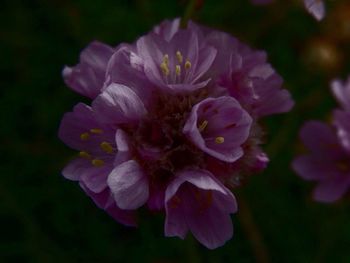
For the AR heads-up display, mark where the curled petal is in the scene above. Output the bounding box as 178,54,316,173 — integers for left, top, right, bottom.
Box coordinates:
183,96,252,162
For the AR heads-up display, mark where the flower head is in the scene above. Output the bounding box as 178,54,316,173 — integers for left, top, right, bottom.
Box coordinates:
59,19,293,249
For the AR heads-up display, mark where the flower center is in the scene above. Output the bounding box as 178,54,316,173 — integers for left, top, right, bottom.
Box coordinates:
131,89,209,179
159,51,192,84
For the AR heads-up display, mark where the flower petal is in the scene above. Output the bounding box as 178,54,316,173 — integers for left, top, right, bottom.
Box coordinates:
93,83,147,124
331,77,350,111
107,160,149,210
105,45,155,106
165,169,237,249
304,0,325,21
313,178,349,203
333,110,350,153
292,155,341,181
63,41,114,98
80,183,137,226
62,158,112,193
299,121,341,158
153,18,181,41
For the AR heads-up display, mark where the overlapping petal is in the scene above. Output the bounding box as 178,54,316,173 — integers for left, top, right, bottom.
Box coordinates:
165,169,237,249
63,41,114,98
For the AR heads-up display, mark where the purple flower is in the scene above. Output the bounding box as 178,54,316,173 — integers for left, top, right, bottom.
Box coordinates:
59,19,293,249
304,0,325,21
293,76,350,203
292,121,350,203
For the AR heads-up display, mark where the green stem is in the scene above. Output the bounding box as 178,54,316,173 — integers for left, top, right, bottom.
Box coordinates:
180,0,198,28
238,195,271,263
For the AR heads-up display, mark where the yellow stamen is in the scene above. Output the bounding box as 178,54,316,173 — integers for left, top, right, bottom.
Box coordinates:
215,136,225,144
198,120,208,132
90,128,103,134
176,51,183,64
100,141,113,154
92,159,104,167
163,54,169,65
160,62,170,76
80,132,90,141
79,151,91,159
175,65,181,76
185,60,191,70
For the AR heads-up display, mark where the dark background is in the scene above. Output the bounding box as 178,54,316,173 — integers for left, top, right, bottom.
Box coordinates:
1,0,350,262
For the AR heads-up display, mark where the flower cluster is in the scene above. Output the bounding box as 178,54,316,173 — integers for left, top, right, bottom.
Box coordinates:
59,19,293,249
292,77,350,203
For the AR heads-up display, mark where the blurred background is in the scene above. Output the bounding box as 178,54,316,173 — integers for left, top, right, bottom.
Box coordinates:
1,0,350,262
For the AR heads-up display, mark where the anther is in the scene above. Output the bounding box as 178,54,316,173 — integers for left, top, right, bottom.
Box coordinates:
79,151,91,159
100,141,113,154
90,128,103,134
160,62,170,76
176,51,183,64
185,60,191,70
215,136,225,144
175,65,181,76
80,132,90,141
198,120,208,132
163,54,169,65
91,159,104,167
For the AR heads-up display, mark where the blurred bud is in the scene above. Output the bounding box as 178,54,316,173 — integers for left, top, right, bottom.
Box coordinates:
303,37,342,73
